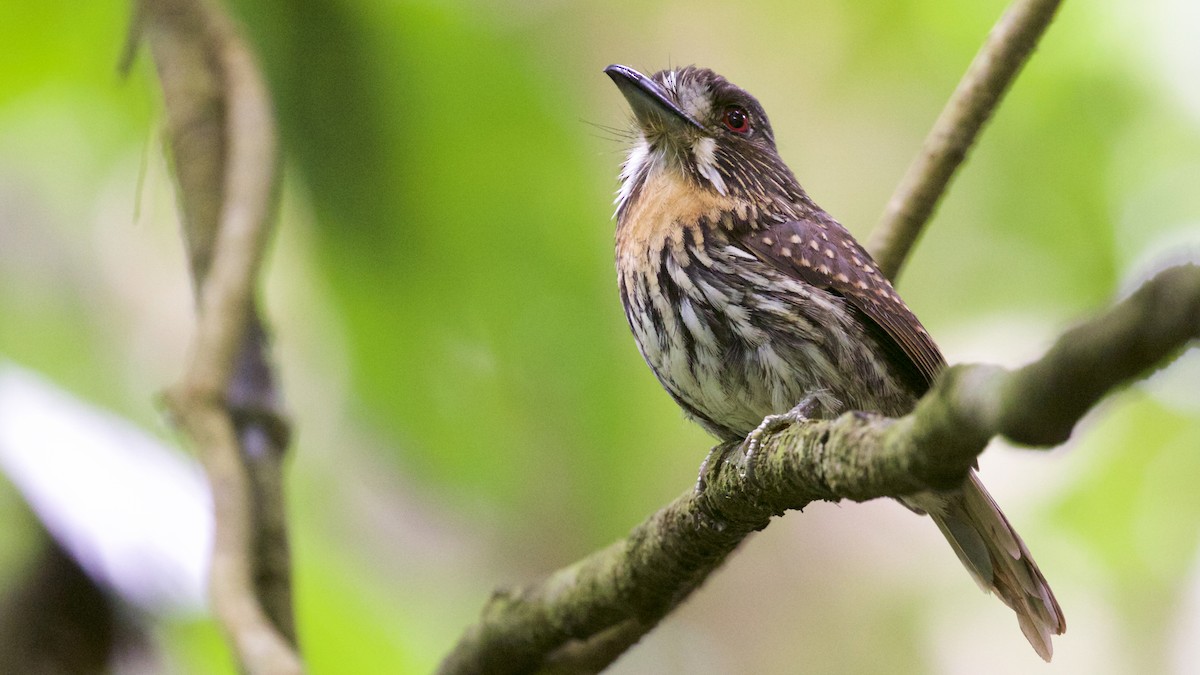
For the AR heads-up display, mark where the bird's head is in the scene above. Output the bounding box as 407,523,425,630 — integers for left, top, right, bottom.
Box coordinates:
605,64,803,219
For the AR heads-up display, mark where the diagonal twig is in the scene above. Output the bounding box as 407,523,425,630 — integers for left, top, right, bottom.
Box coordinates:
867,0,1063,281
441,264,1200,673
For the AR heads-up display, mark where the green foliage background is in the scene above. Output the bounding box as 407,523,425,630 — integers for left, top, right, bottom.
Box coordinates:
1,0,1198,672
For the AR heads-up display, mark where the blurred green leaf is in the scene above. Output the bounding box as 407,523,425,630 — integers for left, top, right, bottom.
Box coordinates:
1052,393,1200,586
2,0,1198,671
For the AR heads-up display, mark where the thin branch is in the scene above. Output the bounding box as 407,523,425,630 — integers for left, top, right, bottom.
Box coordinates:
133,0,301,672
440,264,1200,674
866,0,1063,280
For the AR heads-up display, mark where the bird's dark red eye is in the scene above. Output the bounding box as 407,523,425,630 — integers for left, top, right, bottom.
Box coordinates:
722,106,750,134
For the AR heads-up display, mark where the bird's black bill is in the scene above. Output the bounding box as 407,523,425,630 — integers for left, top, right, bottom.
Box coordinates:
605,64,703,131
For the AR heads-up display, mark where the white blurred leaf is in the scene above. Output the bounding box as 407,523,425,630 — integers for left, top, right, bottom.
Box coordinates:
0,363,210,615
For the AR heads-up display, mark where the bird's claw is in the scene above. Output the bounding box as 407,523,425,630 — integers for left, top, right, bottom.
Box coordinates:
737,395,824,480
695,395,825,494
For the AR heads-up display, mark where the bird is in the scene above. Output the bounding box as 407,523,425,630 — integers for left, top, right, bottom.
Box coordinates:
604,63,1065,660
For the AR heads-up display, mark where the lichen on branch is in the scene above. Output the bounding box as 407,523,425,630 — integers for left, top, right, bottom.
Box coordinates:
441,265,1199,674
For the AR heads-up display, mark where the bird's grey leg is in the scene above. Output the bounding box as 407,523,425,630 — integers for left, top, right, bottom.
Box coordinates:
738,393,826,479
695,393,826,494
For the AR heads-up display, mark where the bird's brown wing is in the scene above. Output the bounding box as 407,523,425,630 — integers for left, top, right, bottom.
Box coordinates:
738,213,945,389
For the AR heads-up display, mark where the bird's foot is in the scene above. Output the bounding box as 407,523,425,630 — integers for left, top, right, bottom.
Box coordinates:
695,395,826,494
736,395,825,481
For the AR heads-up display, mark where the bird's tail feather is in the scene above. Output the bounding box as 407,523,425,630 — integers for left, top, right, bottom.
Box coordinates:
910,471,1065,661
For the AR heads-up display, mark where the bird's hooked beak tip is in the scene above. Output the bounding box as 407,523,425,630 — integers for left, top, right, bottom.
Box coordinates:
605,64,703,131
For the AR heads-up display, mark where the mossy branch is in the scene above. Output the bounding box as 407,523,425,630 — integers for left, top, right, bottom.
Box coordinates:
441,264,1200,674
